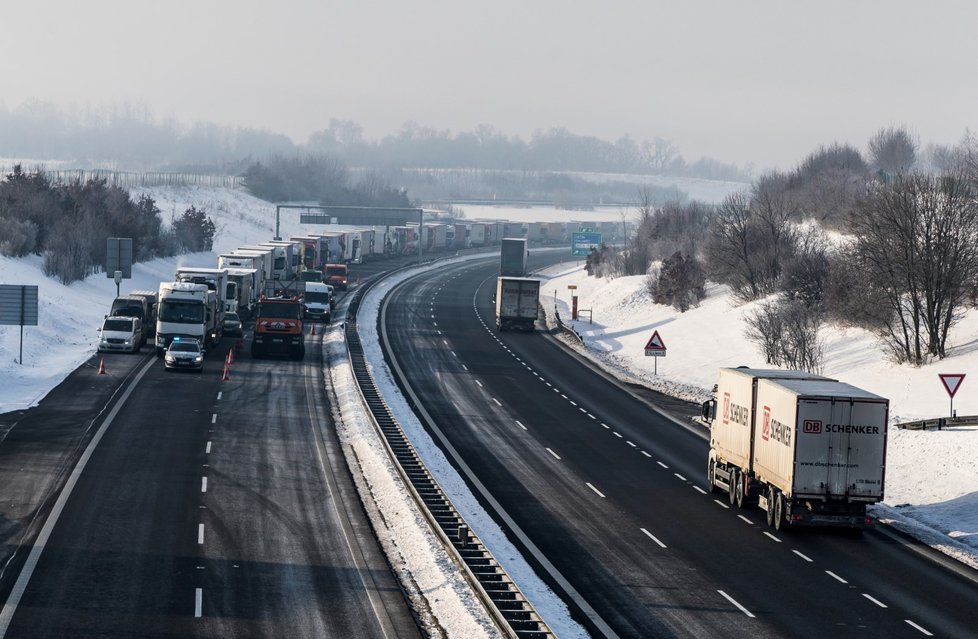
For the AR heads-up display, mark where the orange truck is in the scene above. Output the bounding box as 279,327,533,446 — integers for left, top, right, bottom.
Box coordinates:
324,263,349,291
251,296,304,360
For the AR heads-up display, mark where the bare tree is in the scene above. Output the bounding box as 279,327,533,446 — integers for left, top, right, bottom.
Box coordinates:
642,137,680,173
868,126,918,174
745,300,825,373
849,171,978,364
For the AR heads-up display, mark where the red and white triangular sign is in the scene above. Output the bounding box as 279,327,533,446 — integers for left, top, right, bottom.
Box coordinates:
644,330,666,351
939,373,966,398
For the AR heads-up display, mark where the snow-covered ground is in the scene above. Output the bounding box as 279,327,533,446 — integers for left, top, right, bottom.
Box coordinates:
539,264,978,568
1,185,976,630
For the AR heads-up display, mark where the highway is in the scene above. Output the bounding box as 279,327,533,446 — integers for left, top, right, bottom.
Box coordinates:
381,252,978,638
0,257,423,638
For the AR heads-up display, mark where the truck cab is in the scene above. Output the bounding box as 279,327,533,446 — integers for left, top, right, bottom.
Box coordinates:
251,296,304,360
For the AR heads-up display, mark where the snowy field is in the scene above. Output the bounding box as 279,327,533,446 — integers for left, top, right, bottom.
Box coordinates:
1,186,976,632
539,263,978,568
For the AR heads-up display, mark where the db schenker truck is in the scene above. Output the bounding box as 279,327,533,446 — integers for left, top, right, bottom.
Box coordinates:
495,277,539,332
703,368,888,532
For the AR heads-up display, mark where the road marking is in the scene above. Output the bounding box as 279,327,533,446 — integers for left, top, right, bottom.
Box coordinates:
612,431,621,438
657,461,668,469
627,441,636,448
905,620,934,636
569,400,577,406
641,450,651,457
216,392,222,400
492,398,502,407
546,448,561,460
586,483,605,498
714,499,730,509
451,351,456,357
737,514,753,525
442,339,448,345
195,588,203,618
826,570,848,584
462,364,468,371
587,413,596,419
475,380,483,387
515,420,527,431
205,441,211,454
561,394,568,399
211,414,217,424
579,407,587,414
640,528,667,548
545,382,552,387
201,477,208,493
675,473,687,481
763,531,782,543
862,593,887,608
793,550,813,562
693,486,707,494
198,524,205,544
718,590,755,618
437,330,442,335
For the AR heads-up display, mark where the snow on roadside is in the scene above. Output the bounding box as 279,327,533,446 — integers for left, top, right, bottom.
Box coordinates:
539,262,978,568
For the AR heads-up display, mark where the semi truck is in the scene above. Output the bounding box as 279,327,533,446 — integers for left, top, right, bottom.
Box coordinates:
495,277,540,332
155,282,221,356
224,267,257,319
500,237,528,276
703,367,888,532
174,267,235,315
218,253,267,299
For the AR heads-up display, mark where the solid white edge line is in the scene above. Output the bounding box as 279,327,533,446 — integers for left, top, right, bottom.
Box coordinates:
825,570,848,584
792,549,813,562
862,593,888,608
546,448,561,460
640,528,667,549
763,531,782,543
195,588,203,618
904,620,934,636
586,483,605,498
718,590,756,618
0,357,156,637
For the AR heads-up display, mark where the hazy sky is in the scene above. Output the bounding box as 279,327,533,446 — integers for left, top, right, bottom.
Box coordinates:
3,1,978,170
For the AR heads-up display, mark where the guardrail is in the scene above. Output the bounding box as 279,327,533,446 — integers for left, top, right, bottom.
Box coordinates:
345,266,554,639
552,308,585,344
896,415,978,430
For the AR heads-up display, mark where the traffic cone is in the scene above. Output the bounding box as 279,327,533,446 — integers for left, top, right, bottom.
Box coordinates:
226,349,234,365
97,357,107,375
222,363,230,381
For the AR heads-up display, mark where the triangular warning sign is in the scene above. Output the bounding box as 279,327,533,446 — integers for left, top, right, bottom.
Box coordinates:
939,373,966,398
644,330,666,351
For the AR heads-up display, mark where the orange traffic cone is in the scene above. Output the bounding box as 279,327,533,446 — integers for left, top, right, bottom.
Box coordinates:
97,357,107,375
222,363,230,381
226,349,234,365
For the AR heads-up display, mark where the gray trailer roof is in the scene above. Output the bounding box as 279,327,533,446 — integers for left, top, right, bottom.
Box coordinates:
721,367,836,381
762,378,888,402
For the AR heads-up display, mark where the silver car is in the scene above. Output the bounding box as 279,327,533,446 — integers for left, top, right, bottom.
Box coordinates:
164,338,204,372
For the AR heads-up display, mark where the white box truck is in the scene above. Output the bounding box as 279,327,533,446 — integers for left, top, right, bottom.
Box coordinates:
704,368,888,532
155,282,221,356
495,277,540,332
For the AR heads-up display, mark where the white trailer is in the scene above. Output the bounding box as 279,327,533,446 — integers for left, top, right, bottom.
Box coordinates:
495,277,540,332
174,267,234,316
218,253,266,297
224,267,257,319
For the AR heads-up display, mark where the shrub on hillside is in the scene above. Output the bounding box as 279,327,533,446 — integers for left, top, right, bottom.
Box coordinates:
745,299,825,373
0,216,37,256
646,251,706,312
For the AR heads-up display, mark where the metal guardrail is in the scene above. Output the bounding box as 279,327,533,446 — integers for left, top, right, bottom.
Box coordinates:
553,309,585,344
345,270,554,639
896,415,978,430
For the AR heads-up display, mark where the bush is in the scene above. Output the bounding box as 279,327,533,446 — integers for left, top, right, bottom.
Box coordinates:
646,251,706,312
745,300,825,373
172,206,216,252
0,216,37,256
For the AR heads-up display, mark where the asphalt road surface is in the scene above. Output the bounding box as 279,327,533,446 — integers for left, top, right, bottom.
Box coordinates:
382,252,978,639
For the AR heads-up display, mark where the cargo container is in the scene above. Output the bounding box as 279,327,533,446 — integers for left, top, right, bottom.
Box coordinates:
500,238,528,276
495,277,540,332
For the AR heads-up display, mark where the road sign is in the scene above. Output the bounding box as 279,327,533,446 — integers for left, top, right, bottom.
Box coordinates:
644,330,666,357
567,285,577,290
106,237,132,279
939,374,965,397
0,284,39,365
571,232,602,256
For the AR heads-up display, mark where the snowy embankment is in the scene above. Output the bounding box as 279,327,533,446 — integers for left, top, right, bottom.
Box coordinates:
539,263,978,568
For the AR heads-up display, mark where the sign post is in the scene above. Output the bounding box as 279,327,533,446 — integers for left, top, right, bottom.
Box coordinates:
938,373,966,418
567,285,578,320
644,330,667,375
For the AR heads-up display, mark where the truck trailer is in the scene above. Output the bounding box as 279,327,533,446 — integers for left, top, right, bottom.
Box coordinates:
155,282,221,356
703,368,888,532
500,238,528,276
495,277,540,332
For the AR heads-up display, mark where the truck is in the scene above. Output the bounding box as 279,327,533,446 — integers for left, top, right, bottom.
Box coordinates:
127,290,159,336
702,368,888,532
290,236,321,271
234,247,275,291
495,277,540,332
155,282,221,356
324,263,349,290
218,253,267,300
224,267,257,319
110,295,153,342
174,267,234,316
251,296,304,360
302,281,332,322
500,238,528,276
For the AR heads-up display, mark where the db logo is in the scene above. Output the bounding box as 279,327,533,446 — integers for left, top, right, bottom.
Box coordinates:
722,393,731,424
761,406,771,441
803,420,823,434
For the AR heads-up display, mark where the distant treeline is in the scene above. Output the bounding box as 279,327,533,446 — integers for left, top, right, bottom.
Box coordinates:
0,102,749,181
0,166,215,284
242,155,411,207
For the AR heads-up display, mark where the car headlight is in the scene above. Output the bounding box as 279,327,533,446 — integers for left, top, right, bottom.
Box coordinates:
194,355,203,362
165,355,175,362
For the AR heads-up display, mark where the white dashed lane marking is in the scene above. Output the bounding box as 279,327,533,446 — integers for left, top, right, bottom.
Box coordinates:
586,483,605,498
862,593,887,608
792,550,813,562
546,448,561,460
640,528,667,548
826,570,848,584
718,590,755,618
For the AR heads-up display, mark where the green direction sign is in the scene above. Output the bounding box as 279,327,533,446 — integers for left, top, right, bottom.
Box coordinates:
571,232,602,256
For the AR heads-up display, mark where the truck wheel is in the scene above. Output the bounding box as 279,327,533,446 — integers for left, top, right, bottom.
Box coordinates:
765,489,776,527
728,470,739,506
734,478,746,509
708,460,720,494
774,493,786,531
